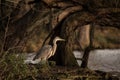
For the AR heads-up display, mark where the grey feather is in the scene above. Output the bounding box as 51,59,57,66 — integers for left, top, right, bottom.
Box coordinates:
33,45,52,60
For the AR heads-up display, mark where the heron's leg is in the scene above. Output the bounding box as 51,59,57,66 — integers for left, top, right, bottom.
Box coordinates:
43,59,50,68
43,60,49,66
41,58,48,64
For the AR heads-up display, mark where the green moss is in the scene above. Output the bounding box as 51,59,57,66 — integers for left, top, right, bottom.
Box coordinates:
0,53,38,80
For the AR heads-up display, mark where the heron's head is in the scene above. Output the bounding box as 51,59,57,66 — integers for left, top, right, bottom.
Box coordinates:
54,36,65,42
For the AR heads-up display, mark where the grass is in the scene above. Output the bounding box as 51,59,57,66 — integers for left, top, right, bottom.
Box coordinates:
0,52,38,80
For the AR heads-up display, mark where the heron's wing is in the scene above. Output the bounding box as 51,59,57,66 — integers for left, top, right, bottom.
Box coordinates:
33,45,52,60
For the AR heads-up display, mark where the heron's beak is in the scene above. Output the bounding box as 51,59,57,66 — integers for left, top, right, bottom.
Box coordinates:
60,39,65,41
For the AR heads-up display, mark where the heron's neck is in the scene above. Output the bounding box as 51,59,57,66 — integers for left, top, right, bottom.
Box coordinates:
52,40,57,55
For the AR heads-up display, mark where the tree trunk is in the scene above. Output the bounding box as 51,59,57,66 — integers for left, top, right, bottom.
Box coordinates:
80,46,91,68
49,15,78,66
81,23,94,68
57,25,78,66
77,24,90,50
59,25,78,66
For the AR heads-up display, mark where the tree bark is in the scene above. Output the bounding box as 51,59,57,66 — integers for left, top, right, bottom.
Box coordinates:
81,23,94,68
49,13,79,66
59,21,78,66
77,24,90,50
53,24,78,66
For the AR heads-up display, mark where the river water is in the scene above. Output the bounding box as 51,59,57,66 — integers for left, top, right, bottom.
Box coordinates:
73,49,120,78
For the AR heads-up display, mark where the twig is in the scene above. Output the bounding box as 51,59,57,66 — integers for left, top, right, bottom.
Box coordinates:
6,46,23,52
0,3,18,8
0,16,10,56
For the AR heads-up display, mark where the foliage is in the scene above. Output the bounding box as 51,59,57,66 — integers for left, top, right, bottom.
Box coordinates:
0,52,38,80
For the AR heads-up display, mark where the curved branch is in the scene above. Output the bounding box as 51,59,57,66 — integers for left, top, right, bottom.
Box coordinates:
51,6,82,28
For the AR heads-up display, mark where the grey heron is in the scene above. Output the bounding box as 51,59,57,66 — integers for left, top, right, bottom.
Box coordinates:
30,36,65,64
